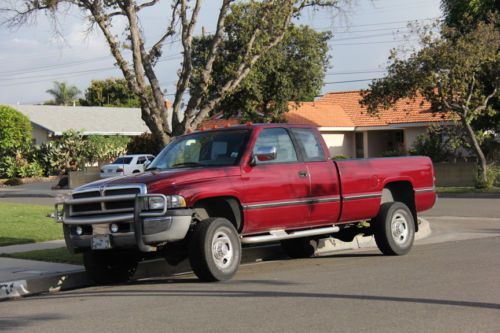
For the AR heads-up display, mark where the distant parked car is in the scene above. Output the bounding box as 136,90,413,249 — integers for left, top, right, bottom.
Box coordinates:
100,154,155,178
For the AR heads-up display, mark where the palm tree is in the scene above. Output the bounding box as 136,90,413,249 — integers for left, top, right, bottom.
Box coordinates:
46,81,81,106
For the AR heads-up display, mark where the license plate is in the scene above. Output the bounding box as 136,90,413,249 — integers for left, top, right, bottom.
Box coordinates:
91,235,112,250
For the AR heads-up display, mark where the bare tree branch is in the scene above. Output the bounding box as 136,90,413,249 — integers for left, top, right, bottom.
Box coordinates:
473,87,498,113
465,74,475,107
148,0,181,63
136,0,161,11
182,0,233,126
122,0,172,138
171,0,202,132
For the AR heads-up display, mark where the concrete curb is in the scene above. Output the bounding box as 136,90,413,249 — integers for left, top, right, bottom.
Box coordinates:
0,245,286,301
0,219,431,301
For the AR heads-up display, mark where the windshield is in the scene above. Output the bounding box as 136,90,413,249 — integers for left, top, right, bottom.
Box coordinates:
113,157,133,165
147,129,250,170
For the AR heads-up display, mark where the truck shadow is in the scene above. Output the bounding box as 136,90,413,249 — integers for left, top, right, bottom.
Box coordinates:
31,287,500,311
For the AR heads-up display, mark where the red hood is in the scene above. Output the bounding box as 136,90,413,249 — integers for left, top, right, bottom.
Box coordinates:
75,167,241,193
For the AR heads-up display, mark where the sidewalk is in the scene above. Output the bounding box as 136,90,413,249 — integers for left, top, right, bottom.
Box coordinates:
0,219,432,301
0,181,71,198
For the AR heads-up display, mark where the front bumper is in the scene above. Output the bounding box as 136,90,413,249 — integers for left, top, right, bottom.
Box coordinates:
57,194,193,253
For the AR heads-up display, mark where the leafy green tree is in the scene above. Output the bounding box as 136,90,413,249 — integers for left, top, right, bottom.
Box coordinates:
80,78,141,107
46,81,81,106
441,2,499,159
191,19,331,122
361,18,499,187
441,0,499,30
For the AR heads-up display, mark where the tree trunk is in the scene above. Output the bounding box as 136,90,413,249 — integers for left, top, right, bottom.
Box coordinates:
461,116,488,186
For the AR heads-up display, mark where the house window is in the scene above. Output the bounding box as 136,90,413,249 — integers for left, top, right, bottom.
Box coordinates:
386,130,405,154
355,132,364,158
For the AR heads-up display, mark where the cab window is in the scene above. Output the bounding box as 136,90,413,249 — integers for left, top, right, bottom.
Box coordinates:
253,128,298,164
290,128,326,162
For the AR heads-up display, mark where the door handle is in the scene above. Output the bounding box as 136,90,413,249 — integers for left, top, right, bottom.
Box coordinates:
298,170,308,178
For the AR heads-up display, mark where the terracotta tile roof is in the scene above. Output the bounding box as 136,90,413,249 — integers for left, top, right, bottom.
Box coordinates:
286,101,355,127
200,90,450,129
318,91,447,127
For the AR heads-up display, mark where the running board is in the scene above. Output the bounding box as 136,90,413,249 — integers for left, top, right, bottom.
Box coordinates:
241,225,340,244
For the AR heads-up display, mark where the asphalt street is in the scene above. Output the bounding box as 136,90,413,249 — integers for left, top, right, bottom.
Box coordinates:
1,197,499,332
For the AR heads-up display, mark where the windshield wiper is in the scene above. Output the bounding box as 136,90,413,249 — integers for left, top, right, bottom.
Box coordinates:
171,162,204,168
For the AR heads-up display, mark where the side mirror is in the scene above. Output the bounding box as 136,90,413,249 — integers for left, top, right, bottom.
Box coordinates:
254,146,277,162
144,160,151,168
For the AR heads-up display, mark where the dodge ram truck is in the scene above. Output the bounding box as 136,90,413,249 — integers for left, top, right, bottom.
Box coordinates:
56,124,436,283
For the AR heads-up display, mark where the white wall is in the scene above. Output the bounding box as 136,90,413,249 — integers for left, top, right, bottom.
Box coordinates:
31,124,49,145
404,127,427,152
321,132,355,158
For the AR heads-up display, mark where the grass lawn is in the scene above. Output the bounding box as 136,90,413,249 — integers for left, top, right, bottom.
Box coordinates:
0,202,63,246
436,186,500,194
1,247,83,265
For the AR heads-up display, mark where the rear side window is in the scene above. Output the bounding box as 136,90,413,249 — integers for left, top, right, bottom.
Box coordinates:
113,157,133,165
291,128,326,162
253,128,298,164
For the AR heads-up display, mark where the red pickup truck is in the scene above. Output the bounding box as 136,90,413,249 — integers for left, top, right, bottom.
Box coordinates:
57,124,436,283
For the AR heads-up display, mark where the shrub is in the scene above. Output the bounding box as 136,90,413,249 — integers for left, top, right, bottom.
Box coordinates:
0,105,32,156
331,155,348,160
127,133,162,155
410,131,450,162
474,164,499,189
86,135,130,165
0,152,44,179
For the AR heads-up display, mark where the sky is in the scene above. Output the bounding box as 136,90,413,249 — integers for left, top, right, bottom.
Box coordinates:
0,0,442,105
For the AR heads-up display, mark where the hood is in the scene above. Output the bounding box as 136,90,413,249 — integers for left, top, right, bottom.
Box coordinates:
75,166,241,193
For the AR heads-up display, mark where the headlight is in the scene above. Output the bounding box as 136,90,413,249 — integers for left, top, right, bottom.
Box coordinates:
167,195,187,209
148,196,166,210
146,195,186,210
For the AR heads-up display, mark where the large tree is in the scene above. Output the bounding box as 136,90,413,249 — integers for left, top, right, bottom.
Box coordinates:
45,81,81,106
361,18,499,186
191,17,331,123
1,0,345,148
441,0,499,30
80,78,142,107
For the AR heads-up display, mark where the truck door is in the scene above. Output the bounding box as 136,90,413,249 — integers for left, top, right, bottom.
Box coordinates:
290,128,341,225
240,127,310,233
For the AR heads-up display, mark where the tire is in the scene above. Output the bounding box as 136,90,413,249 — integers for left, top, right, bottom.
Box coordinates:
83,250,139,284
280,237,318,258
373,202,415,256
188,218,241,282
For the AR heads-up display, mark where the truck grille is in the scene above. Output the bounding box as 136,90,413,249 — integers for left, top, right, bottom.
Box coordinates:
69,185,144,217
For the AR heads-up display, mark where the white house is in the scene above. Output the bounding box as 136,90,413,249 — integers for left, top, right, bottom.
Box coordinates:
11,105,149,145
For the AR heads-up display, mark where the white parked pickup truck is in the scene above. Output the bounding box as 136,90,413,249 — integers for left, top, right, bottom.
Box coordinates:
100,154,155,178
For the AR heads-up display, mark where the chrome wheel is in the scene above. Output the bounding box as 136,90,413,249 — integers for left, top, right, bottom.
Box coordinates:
211,230,233,269
391,211,409,244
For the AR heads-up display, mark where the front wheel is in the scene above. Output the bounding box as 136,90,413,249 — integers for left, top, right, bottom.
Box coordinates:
373,202,415,255
83,250,139,284
188,218,241,282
